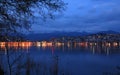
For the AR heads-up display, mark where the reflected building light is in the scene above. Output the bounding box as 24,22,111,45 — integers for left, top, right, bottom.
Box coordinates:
42,41,47,48
19,42,22,46
67,42,70,48
8,42,11,48
108,43,111,46
22,42,24,46
1,41,119,53
79,42,83,46
47,42,52,47
18,42,32,49
102,43,104,47
24,42,30,49
113,42,118,46
106,43,111,47
0,42,5,46
74,43,77,48
77,42,88,47
37,42,41,47
61,43,64,46
13,42,18,46
95,43,97,45
0,42,6,49
0,42,33,50
85,42,88,47
57,42,62,47
90,43,93,46
28,42,31,46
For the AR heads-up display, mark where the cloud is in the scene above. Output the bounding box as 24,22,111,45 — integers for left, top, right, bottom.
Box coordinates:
32,0,120,33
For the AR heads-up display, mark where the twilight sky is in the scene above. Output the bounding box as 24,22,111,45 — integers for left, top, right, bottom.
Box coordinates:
32,0,120,33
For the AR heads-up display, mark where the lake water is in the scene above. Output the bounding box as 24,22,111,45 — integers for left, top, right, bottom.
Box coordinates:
0,42,120,75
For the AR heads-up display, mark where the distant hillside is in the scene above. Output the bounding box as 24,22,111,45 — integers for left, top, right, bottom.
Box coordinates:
95,30,119,34
25,31,120,41
25,32,89,41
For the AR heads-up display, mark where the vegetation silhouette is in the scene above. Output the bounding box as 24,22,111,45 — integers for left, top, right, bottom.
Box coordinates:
0,0,66,75
0,0,66,41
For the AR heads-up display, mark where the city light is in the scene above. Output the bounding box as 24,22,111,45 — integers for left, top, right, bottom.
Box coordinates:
0,41,119,51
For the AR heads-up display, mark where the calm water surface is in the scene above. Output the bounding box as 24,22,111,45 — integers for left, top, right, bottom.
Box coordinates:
0,42,120,75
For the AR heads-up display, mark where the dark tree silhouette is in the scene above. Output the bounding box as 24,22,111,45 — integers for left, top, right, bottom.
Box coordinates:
0,0,66,37
0,1,66,75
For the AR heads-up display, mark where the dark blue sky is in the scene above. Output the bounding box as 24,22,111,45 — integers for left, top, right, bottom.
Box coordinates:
32,0,120,33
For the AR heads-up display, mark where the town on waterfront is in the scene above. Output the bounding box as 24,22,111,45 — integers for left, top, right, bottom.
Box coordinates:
1,0,120,75
0,32,120,55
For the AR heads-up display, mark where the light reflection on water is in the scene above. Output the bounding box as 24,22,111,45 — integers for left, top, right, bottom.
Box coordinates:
0,42,120,75
0,42,120,55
